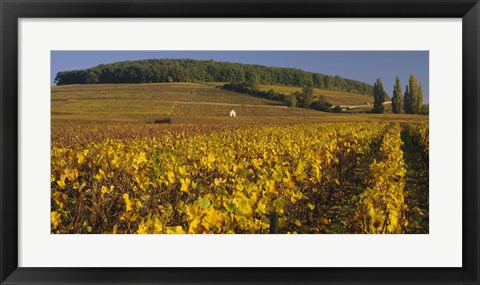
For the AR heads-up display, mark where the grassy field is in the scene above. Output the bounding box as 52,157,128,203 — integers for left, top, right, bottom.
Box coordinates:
257,84,374,106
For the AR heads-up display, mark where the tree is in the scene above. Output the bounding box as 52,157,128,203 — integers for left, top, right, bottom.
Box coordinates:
53,58,374,95
312,73,325,88
392,76,403,114
408,74,419,114
295,85,314,108
324,76,334,90
403,85,412,114
417,83,425,113
302,85,314,96
303,73,314,88
334,75,346,90
310,95,332,112
266,89,276,100
373,77,386,114
245,68,260,86
85,71,99,84
286,95,297,107
404,74,424,114
420,104,429,115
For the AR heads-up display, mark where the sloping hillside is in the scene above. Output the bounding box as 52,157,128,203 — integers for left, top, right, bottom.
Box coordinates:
52,83,284,106
51,82,420,124
52,82,326,123
258,84,373,106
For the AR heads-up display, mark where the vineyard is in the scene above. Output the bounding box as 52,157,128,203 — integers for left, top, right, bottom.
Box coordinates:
51,83,429,124
51,122,429,234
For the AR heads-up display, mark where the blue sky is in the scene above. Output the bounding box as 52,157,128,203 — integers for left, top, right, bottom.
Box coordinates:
51,51,429,103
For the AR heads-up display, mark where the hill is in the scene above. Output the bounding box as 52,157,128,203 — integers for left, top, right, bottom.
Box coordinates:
257,84,374,106
52,82,284,106
53,58,373,96
51,83,426,124
52,83,317,123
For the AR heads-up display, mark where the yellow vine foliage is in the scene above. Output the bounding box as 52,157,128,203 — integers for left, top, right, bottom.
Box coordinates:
50,122,414,234
355,124,408,234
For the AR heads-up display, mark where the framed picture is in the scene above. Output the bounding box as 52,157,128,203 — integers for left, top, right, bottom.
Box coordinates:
1,0,478,284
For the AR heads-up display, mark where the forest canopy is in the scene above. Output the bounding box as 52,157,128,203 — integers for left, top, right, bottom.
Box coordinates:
54,58,374,95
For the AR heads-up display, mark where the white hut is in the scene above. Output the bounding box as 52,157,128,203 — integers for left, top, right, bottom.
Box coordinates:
229,109,236,117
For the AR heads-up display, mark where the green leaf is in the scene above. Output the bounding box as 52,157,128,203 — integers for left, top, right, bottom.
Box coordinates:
198,196,211,210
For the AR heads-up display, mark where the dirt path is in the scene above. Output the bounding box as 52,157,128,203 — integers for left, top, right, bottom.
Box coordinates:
401,130,429,234
316,133,384,234
54,98,288,108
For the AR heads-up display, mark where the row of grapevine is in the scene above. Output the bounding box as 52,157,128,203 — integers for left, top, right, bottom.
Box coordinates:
406,122,429,159
355,124,408,234
51,123,386,234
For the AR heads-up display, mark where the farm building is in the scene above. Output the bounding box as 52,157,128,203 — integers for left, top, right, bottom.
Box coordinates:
229,109,236,117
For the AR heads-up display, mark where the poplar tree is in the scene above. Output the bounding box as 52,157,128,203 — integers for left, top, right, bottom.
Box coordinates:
403,85,411,114
392,76,403,114
417,83,425,112
373,77,386,114
408,74,419,114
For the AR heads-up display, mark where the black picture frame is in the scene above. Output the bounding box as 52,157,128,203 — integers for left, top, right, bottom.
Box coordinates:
1,0,479,284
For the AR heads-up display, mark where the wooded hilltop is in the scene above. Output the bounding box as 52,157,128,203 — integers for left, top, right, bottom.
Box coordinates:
54,58,373,95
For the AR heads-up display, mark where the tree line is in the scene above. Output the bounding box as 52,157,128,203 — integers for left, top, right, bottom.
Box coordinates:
54,58,373,95
373,74,427,115
222,82,335,112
